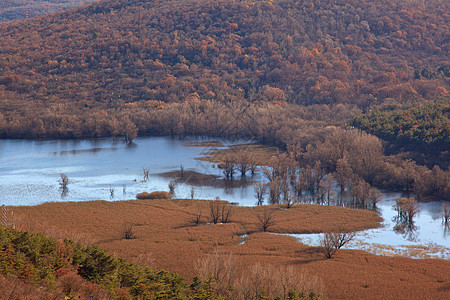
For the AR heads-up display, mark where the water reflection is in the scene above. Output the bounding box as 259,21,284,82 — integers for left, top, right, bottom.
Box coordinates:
60,186,68,198
52,147,118,156
444,224,449,239
393,222,419,241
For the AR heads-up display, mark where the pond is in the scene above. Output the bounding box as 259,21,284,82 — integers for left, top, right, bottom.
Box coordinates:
0,137,448,259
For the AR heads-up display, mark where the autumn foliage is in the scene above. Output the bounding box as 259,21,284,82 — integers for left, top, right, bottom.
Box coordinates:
136,191,172,199
0,0,448,127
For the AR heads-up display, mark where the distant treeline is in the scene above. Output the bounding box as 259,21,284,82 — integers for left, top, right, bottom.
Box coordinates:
1,98,447,201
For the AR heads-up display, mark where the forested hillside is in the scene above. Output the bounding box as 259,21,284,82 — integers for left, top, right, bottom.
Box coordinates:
0,0,95,22
0,0,448,175
0,0,448,109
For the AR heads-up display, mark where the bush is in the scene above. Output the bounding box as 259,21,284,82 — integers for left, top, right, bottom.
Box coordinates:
136,191,172,200
121,222,136,240
320,230,356,259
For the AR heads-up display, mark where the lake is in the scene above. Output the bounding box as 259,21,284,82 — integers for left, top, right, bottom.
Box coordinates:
0,137,448,259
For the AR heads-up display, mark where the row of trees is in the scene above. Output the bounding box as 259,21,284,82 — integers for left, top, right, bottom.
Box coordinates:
1,98,446,200
247,152,383,209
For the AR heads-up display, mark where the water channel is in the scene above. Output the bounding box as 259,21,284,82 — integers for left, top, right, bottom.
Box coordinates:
0,137,448,259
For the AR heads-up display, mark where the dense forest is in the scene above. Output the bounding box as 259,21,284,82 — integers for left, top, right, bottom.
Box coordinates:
0,0,96,22
0,0,448,107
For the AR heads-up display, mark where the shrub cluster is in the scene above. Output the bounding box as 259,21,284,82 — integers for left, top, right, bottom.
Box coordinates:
136,191,172,199
0,226,220,299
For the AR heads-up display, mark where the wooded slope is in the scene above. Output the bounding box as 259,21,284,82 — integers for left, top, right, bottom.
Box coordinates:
0,0,448,110
0,0,95,22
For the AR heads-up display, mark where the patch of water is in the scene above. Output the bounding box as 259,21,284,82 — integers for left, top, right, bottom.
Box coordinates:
287,196,450,259
0,137,448,258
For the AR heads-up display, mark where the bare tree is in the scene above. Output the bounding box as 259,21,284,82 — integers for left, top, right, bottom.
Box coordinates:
320,174,335,205
349,131,383,186
443,202,449,225
366,187,382,209
236,150,250,177
248,153,258,175
142,167,150,181
253,181,267,206
257,208,275,232
320,230,355,259
121,222,136,239
179,164,185,179
394,197,420,225
267,178,282,204
351,179,371,208
221,204,232,223
59,173,69,188
210,200,221,224
120,115,138,144
335,158,353,192
293,168,307,196
282,190,296,209
168,180,176,196
221,153,236,180
193,208,202,226
59,173,69,197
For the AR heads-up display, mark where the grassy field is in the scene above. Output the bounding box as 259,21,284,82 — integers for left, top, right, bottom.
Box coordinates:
197,143,280,166
11,199,450,299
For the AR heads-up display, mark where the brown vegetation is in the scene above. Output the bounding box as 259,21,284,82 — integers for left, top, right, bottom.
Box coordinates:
9,199,450,299
0,0,448,112
0,0,96,22
136,191,172,199
121,221,136,240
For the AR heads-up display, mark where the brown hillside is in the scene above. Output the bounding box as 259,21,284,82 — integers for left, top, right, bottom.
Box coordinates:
0,0,448,139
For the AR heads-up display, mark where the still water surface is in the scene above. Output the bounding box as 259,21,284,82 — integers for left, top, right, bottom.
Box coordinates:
0,137,448,258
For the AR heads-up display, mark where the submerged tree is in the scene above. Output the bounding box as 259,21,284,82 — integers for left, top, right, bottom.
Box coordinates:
394,197,420,225
393,197,420,239
253,181,267,206
59,173,69,197
442,202,449,225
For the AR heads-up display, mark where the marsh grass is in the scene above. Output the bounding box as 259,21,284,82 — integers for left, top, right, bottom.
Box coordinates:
10,199,450,300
